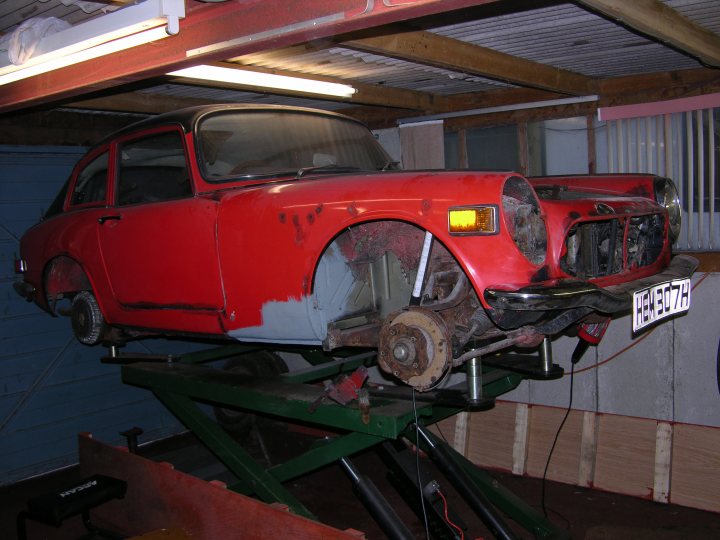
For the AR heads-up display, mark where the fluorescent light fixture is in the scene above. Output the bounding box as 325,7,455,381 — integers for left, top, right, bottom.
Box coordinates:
398,95,600,124
167,65,358,98
0,0,184,86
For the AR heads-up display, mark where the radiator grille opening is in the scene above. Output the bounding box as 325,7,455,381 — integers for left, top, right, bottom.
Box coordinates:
561,214,664,278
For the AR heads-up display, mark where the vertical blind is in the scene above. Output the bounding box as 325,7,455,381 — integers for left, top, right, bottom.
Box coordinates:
606,109,718,251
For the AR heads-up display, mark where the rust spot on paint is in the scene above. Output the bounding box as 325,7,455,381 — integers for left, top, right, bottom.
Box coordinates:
315,203,324,215
307,212,315,225
421,199,432,214
292,214,304,244
278,212,286,224
347,203,359,216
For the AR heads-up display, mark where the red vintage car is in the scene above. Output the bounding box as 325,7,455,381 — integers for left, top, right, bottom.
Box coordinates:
15,104,696,390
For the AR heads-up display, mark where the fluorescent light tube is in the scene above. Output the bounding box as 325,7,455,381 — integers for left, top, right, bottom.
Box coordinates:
0,0,184,86
167,65,357,98
0,26,172,86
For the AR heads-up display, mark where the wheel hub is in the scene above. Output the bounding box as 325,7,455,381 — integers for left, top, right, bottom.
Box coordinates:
378,307,451,391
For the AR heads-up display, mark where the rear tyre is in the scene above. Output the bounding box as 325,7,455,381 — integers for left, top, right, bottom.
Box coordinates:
71,290,105,346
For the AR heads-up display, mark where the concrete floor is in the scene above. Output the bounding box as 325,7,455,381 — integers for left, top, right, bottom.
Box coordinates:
2,425,719,540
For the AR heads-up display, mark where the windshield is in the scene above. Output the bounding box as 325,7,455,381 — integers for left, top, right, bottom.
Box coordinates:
197,110,394,181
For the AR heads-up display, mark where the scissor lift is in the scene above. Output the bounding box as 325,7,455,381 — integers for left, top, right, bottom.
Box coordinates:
119,344,570,540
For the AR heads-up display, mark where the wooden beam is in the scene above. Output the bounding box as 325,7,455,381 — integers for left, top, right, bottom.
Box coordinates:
343,30,596,96
576,0,720,68
598,68,720,106
67,92,220,115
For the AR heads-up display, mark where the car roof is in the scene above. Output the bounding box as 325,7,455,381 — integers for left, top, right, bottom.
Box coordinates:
95,104,363,147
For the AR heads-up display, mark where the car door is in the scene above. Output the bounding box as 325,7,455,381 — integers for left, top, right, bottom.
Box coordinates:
97,127,224,311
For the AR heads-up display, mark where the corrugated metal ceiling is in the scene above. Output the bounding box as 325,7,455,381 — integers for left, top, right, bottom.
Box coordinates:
227,0,716,101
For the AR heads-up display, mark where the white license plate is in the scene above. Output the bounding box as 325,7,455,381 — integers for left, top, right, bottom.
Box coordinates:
632,278,691,333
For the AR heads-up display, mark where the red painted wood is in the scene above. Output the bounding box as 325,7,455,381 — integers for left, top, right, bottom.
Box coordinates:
78,433,365,540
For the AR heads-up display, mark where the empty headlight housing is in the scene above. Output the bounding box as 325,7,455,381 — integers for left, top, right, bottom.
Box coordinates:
654,177,681,242
502,176,547,265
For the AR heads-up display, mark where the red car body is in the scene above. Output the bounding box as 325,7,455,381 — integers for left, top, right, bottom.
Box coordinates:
15,105,697,390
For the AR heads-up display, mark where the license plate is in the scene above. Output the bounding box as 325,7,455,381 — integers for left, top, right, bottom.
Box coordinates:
632,278,691,333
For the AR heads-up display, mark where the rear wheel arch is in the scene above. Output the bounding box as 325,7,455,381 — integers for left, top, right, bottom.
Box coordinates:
43,255,94,311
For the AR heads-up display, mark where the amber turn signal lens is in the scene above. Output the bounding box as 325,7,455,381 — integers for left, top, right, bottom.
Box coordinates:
448,206,497,235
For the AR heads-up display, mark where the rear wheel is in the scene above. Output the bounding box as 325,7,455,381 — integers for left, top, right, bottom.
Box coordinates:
71,290,106,345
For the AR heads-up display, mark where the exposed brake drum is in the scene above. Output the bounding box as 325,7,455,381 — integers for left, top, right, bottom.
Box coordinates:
377,307,452,391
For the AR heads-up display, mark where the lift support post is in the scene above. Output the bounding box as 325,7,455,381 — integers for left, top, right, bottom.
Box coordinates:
120,347,569,539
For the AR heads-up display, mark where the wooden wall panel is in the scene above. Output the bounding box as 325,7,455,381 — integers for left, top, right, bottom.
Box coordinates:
466,401,517,472
593,415,656,498
427,414,458,450
461,401,720,513
671,424,720,512
526,407,583,485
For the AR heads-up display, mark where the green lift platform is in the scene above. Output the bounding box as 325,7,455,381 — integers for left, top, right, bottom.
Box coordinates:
119,344,570,540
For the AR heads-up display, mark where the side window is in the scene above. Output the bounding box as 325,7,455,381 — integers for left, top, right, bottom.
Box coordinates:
71,152,108,206
117,130,192,206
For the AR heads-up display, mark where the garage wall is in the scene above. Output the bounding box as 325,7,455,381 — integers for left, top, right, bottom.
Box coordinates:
501,272,720,428
0,145,189,485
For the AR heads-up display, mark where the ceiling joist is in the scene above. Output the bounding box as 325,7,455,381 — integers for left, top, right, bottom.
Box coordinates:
577,0,720,68
342,29,597,96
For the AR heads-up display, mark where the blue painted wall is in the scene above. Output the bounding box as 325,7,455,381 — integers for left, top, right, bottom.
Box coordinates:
0,145,192,484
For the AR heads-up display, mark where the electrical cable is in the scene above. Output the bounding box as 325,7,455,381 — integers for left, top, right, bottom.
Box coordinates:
437,489,464,540
412,388,431,540
541,360,575,518
571,272,709,376
538,272,709,519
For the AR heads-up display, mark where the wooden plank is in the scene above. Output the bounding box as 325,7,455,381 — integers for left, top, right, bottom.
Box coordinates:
578,411,597,487
466,401,517,472
344,30,595,96
593,415,656,499
576,0,720,67
512,403,529,475
653,421,673,504
452,411,469,455
526,407,583,485
78,434,364,539
671,424,720,512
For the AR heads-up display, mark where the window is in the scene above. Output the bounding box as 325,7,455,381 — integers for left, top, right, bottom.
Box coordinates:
71,152,108,206
527,117,591,176
467,125,520,171
444,125,520,171
117,130,192,206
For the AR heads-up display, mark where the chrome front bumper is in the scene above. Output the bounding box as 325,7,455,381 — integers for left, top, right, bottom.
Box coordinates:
484,254,699,314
